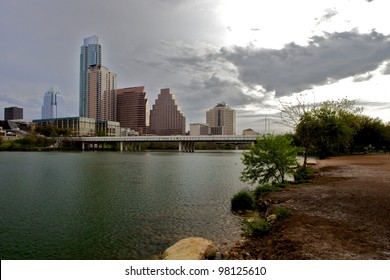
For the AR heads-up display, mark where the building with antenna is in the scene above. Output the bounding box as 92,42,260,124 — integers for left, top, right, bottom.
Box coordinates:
79,35,117,122
79,35,102,118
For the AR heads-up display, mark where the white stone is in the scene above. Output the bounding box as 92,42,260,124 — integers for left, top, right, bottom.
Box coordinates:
162,237,218,260
266,214,277,223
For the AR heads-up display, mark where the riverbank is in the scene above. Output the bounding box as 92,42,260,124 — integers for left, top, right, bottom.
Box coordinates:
224,154,390,259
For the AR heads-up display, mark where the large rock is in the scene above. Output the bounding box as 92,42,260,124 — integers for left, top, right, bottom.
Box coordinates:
162,237,218,260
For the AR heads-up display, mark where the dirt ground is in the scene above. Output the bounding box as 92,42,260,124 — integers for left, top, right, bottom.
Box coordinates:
224,154,390,260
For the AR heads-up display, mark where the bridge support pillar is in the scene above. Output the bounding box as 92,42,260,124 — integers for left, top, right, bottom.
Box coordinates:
120,142,123,151
82,142,85,151
180,142,195,152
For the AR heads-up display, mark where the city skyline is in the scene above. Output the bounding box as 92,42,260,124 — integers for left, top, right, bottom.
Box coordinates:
1,0,390,133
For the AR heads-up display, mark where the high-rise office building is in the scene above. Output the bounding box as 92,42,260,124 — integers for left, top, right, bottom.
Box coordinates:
206,102,236,135
41,86,64,119
79,35,117,121
150,88,186,135
4,107,23,120
79,35,102,117
116,86,149,135
87,65,117,121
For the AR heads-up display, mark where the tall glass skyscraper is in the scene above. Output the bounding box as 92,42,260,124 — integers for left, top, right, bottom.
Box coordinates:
79,35,102,117
79,35,117,121
41,86,64,119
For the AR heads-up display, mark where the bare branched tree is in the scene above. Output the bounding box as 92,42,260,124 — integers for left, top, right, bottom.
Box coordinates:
279,93,318,130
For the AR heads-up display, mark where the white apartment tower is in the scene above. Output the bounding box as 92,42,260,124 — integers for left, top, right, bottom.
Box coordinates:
41,86,64,119
206,102,236,135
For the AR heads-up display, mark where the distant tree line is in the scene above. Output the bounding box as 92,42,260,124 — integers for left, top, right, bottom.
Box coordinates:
0,132,55,151
282,98,390,166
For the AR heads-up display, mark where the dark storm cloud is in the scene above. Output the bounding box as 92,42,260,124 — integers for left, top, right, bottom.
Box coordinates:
142,29,390,125
142,40,273,124
220,30,390,97
1,0,389,126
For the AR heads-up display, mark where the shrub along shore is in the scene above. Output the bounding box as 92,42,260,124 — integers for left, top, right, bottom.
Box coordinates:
223,166,317,259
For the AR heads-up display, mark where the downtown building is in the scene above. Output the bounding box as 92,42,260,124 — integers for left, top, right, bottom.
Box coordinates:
33,117,120,137
79,35,117,121
41,86,64,119
4,107,23,121
87,65,117,121
116,86,149,135
206,102,236,135
149,88,186,135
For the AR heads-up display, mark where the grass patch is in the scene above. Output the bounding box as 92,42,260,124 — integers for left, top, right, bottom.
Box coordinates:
273,207,291,219
242,218,271,237
293,166,318,183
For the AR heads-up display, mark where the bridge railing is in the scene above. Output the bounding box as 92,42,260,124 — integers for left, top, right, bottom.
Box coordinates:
63,135,258,142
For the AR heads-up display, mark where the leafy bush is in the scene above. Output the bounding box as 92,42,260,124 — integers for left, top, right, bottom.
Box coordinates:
240,134,299,185
293,166,316,182
273,207,291,219
231,191,254,212
243,219,271,237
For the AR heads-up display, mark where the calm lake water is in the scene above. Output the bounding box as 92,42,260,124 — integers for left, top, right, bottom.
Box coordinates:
0,151,248,259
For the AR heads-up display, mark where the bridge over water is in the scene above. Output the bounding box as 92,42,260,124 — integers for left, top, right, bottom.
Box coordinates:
66,135,258,152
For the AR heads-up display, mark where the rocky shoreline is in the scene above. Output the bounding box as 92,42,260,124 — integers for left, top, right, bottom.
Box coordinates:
157,154,390,260
223,154,390,260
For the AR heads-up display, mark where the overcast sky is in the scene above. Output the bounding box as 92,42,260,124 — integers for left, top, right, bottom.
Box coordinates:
1,0,390,133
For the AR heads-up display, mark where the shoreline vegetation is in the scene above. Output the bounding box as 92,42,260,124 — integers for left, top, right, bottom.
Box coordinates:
223,155,317,259
223,154,390,260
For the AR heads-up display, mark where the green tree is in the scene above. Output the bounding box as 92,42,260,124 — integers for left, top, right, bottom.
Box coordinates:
352,116,389,152
313,104,353,158
240,134,299,185
294,98,363,161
